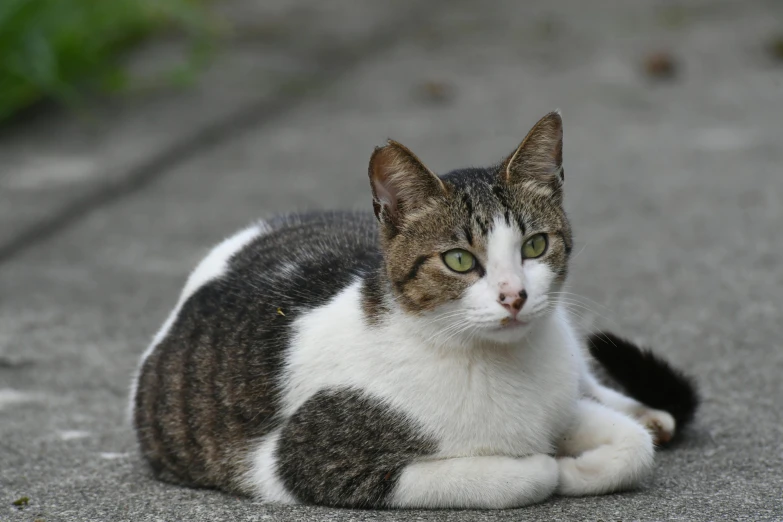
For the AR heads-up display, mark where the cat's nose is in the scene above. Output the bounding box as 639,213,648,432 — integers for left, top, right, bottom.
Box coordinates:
498,289,527,314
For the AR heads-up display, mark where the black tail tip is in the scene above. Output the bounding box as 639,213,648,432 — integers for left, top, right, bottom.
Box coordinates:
588,331,700,432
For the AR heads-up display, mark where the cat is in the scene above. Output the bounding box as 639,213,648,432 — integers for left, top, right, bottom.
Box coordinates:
130,111,698,509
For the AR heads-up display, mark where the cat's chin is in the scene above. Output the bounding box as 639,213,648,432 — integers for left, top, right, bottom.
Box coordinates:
481,307,558,344
474,320,536,345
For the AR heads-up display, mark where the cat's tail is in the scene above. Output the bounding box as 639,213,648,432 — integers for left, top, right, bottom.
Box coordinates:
587,331,699,431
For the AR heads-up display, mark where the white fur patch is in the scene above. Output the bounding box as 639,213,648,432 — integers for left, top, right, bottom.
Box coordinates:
485,217,524,293
127,222,268,423
243,429,297,503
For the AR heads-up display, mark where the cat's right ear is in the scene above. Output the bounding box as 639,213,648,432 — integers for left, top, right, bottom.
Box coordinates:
368,140,447,230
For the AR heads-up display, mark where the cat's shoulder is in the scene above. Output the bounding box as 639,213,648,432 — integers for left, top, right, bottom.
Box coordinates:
229,211,379,267
166,211,382,325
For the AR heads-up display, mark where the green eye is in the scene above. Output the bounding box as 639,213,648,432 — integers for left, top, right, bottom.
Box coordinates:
522,233,548,259
442,249,476,273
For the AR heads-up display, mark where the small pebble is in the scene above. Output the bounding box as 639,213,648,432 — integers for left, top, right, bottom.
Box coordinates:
643,51,678,80
417,80,454,104
768,35,783,62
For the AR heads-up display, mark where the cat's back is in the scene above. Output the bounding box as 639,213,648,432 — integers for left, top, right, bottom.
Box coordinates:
131,211,380,491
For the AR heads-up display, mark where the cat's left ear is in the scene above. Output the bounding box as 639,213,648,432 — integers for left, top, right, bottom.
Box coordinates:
501,111,564,197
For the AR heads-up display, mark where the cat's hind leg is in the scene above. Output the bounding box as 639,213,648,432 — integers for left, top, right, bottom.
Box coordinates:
585,331,700,444
556,399,654,496
584,371,676,445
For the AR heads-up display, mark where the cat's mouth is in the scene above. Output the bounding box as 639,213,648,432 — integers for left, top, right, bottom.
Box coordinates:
498,317,530,329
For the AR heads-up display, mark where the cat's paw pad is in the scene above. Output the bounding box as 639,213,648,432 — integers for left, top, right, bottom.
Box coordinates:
637,408,675,445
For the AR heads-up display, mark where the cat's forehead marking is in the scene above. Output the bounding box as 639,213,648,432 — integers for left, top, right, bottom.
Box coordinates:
445,170,529,241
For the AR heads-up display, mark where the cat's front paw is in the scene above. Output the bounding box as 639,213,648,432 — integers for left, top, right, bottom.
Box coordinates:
556,456,586,496
637,408,675,445
526,453,559,484
520,454,559,503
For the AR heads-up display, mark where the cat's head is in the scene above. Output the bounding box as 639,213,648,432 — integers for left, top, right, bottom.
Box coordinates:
369,112,572,345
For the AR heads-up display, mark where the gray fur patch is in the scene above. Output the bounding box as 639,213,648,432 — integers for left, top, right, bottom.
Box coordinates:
133,212,383,492
275,388,437,508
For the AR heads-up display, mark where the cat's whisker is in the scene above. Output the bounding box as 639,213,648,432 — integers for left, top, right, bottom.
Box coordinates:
425,310,470,322
548,291,616,314
435,323,477,349
424,316,477,348
553,303,600,326
551,298,601,315
567,242,589,263
423,319,473,347
548,300,613,322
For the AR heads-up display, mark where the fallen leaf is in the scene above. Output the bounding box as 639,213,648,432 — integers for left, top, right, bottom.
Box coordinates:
417,80,454,104
768,34,783,62
643,51,678,80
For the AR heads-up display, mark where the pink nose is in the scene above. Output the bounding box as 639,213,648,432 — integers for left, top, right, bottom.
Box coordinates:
499,289,527,314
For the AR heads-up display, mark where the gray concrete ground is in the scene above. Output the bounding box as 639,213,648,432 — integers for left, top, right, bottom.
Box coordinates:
2,0,783,520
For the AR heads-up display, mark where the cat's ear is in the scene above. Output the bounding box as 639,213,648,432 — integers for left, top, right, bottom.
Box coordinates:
502,111,564,196
368,140,448,229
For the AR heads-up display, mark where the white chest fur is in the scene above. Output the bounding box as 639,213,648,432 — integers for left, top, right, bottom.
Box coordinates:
281,281,582,458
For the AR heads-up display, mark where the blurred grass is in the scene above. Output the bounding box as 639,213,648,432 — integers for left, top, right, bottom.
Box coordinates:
0,0,215,123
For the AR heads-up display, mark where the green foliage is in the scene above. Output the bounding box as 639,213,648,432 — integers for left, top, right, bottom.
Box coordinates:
12,495,30,507
0,0,213,122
